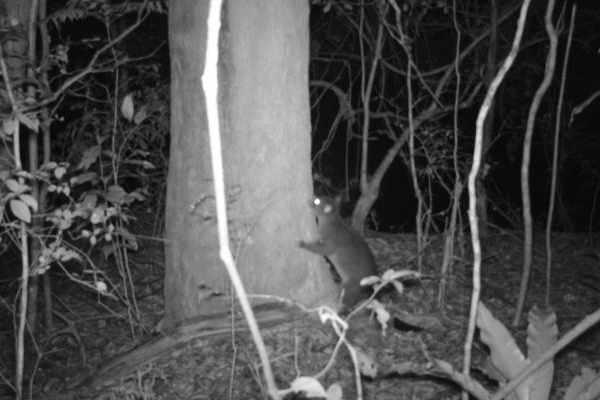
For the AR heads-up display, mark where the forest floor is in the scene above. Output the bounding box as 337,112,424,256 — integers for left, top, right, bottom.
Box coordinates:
1,216,600,400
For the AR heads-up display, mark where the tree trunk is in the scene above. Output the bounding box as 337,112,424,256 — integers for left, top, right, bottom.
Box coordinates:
165,1,334,327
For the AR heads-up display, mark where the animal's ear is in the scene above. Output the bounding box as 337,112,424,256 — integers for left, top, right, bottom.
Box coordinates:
323,203,334,214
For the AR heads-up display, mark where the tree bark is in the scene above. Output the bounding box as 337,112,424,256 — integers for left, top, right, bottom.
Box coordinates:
165,1,334,327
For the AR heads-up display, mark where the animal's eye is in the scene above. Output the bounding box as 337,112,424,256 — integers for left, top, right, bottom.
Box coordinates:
314,198,321,206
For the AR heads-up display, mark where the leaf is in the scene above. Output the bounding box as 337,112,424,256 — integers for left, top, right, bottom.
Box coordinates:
366,299,390,334
101,149,116,160
101,243,115,258
19,194,38,212
41,161,58,170
59,249,81,262
10,199,31,223
289,377,328,398
133,105,147,125
381,269,421,282
16,112,39,132
130,149,150,157
564,367,600,400
326,383,342,400
527,306,558,359
70,171,98,185
2,118,16,135
526,306,557,400
479,357,507,383
124,190,146,203
95,281,108,293
54,166,67,179
142,160,155,169
124,159,155,169
5,178,21,193
90,208,105,224
104,185,127,203
77,145,101,170
360,275,380,286
390,280,405,294
14,170,33,180
121,94,134,121
116,226,138,250
476,302,527,381
81,193,98,209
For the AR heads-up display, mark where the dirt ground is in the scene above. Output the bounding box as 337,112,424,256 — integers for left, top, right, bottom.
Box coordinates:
1,223,600,400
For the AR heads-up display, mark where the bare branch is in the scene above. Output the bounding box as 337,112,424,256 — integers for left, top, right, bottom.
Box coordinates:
24,1,150,112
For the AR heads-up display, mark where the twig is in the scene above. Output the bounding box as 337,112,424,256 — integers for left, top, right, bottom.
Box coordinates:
439,0,463,307
545,4,576,308
0,34,31,400
463,0,532,398
569,90,600,126
359,3,384,204
514,0,557,326
25,0,150,111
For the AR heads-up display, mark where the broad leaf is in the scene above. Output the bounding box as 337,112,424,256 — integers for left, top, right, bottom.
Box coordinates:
326,383,342,400
77,145,101,171
10,199,31,223
526,306,557,400
5,178,21,193
2,118,16,135
133,105,147,125
289,377,328,398
477,302,527,380
104,185,127,203
564,367,600,400
19,194,38,212
121,94,134,121
71,171,98,185
16,112,39,132
116,226,138,250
